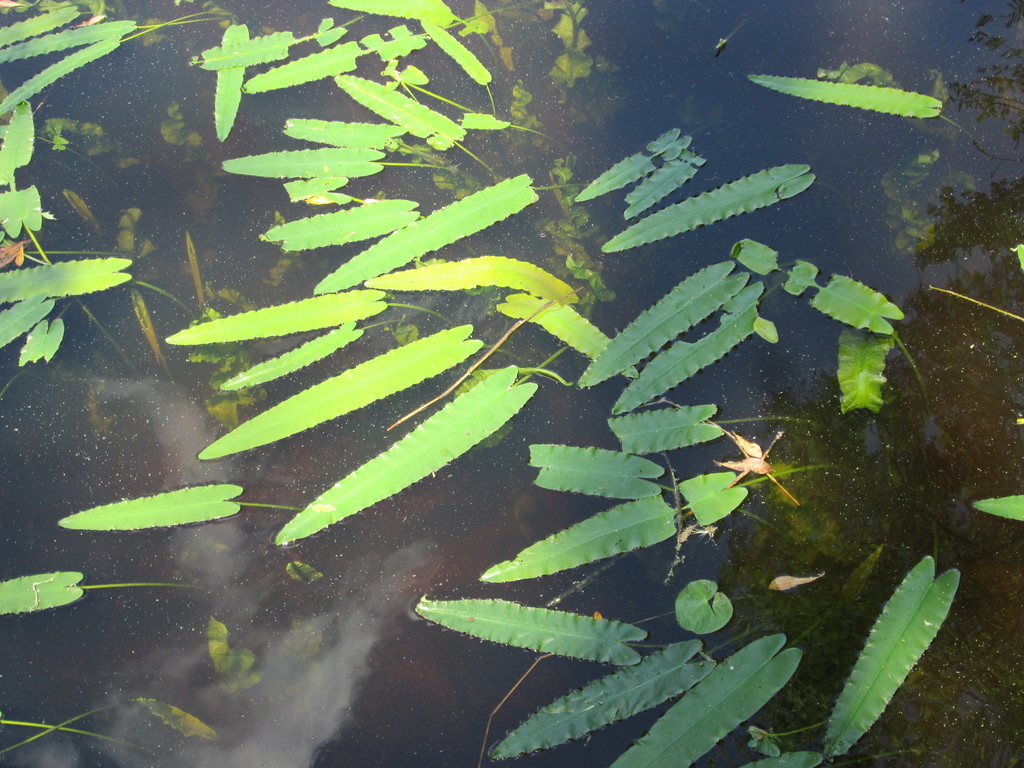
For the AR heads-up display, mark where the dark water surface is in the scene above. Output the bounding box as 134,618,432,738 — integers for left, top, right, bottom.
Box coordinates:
2,1,1024,766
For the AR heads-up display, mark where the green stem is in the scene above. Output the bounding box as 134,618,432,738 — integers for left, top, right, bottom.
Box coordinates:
891,330,933,421
79,582,202,590
929,284,1024,323
132,279,195,317
0,706,136,756
240,501,303,511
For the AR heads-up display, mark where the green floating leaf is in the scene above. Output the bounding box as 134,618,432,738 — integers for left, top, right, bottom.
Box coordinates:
359,24,426,60
0,7,80,49
265,199,420,251
336,75,465,150
0,185,43,237
220,324,362,391
481,496,676,582
824,556,959,758
367,256,574,303
497,293,608,359
223,147,384,179
738,753,822,768
0,37,126,116
529,444,663,499
199,29,295,70
732,239,779,274
328,0,459,26
283,119,405,148
202,326,482,460
810,274,904,334
283,177,351,202
0,571,84,614
315,174,537,293
421,21,490,84
59,484,243,530
614,284,763,414
275,366,535,543
783,260,820,296
624,152,705,219
576,129,685,202
603,165,815,253
610,635,802,768
415,597,645,665
0,102,34,187
675,580,733,634
973,495,1024,521
18,317,63,364
753,316,779,343
0,19,136,64
837,329,893,413
581,262,747,387
213,25,249,142
244,41,362,93
462,113,511,130
493,641,714,758
749,74,943,118
0,295,54,350
609,406,721,454
208,617,262,692
679,472,747,526
134,699,217,740
166,291,385,345
0,257,132,303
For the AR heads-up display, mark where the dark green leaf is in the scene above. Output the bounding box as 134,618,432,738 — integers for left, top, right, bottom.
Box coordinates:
608,406,721,454
749,75,942,118
732,239,779,274
529,444,663,499
679,472,747,525
675,580,733,634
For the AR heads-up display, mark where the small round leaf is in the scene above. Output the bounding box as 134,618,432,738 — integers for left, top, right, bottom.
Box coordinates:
675,579,733,634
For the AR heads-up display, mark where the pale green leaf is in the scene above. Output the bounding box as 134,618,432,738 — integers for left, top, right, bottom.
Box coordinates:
496,293,608,359
202,326,482,460
810,275,904,334
493,641,713,758
59,484,243,530
0,185,43,238
213,25,249,143
220,324,362,390
529,444,663,499
134,699,217,740
481,496,676,582
824,557,959,757
0,8,80,49
199,30,295,70
421,21,490,84
679,472,747,526
222,147,384,179
675,580,733,634
837,329,893,413
327,0,459,26
732,238,779,274
610,635,802,768
335,75,465,149
0,257,132,302
315,174,538,292
283,177,351,202
753,316,779,343
0,571,84,614
275,366,534,543
608,406,721,454
358,25,427,60
244,41,362,93
415,597,645,665
0,102,34,187
366,256,575,303
208,617,261,692
603,166,815,253
264,199,420,251
973,495,1024,521
749,75,943,118
166,291,385,345
783,260,819,296
0,19,136,64
0,295,54,349
461,113,510,130
283,119,404,148
18,317,63,364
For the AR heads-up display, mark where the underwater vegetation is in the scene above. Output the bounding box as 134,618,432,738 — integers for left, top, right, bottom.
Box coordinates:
1,0,1021,765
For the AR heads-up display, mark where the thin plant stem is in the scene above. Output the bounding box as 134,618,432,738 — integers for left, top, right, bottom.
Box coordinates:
891,331,933,421
0,706,137,756
929,284,1024,323
477,655,553,768
80,582,201,590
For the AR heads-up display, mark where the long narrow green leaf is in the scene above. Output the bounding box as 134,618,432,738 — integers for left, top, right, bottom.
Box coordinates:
973,495,1024,521
580,262,747,387
201,325,482,460
0,295,54,349
0,571,84,614
213,25,249,142
222,147,384,179
576,129,688,202
327,0,459,26
166,291,385,345
614,285,763,414
264,199,420,251
415,597,645,665
244,41,362,93
275,366,535,543
609,406,721,454
493,641,714,758
0,258,132,303
335,75,465,149
749,75,942,118
824,557,960,758
0,185,42,237
496,293,608,359
283,119,405,148
837,329,893,413
610,635,802,768
810,275,904,334
529,444,663,499
0,8,80,49
603,165,815,252
625,153,705,219
0,20,136,64
366,256,574,303
481,496,675,582
0,102,34,187
59,484,243,530
220,324,362,390
199,30,295,70
0,37,125,116
421,21,491,84
315,174,538,292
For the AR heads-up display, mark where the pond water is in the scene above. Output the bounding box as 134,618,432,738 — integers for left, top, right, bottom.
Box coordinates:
2,0,1024,766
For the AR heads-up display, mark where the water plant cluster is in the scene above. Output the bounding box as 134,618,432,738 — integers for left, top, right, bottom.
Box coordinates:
1,0,1014,764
